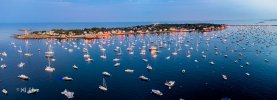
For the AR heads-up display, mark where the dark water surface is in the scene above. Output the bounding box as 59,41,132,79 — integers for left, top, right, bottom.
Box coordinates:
0,22,277,100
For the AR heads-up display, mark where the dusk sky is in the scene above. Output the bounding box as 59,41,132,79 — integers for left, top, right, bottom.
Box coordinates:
1,0,277,23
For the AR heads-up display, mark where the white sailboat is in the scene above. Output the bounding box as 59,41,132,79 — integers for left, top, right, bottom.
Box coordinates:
24,40,32,57
61,89,74,99
116,47,122,56
45,45,54,58
17,46,23,53
18,62,25,68
172,48,178,56
45,58,55,72
100,51,107,59
99,78,108,91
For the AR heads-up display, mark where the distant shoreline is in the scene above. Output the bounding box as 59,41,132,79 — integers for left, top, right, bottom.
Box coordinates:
14,23,226,39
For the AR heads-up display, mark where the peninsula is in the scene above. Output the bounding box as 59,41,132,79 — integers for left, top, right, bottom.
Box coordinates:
15,23,225,39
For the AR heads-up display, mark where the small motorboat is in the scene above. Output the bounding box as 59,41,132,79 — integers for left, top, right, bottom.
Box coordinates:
202,55,207,58
210,61,215,65
62,76,73,81
246,62,250,65
165,56,170,60
45,66,55,72
139,75,150,81
146,64,152,70
61,89,74,99
125,69,134,73
165,81,175,89
2,89,7,95
114,63,120,67
129,51,134,55
142,59,148,62
18,62,25,68
152,54,157,58
186,54,191,58
24,53,33,57
172,52,178,56
100,55,107,59
149,46,157,50
72,65,78,69
181,69,186,74
18,74,29,80
82,48,88,53
151,89,163,96
245,73,250,76
0,64,7,69
85,58,93,62
113,58,120,62
222,75,228,80
68,49,73,53
1,52,7,57
102,72,111,77
83,54,90,58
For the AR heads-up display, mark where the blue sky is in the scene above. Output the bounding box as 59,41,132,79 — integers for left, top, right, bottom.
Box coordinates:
0,0,277,23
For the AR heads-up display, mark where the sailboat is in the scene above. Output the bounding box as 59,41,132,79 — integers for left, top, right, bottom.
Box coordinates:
116,47,122,56
83,48,93,62
140,49,146,55
172,48,178,56
18,62,25,68
100,51,107,59
17,46,23,53
82,48,88,53
45,58,55,72
99,78,108,91
24,40,33,57
61,89,74,99
45,45,54,58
